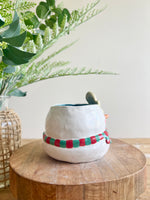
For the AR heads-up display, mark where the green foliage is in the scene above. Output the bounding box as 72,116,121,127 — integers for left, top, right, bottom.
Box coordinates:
0,0,36,26
22,0,106,57
35,34,43,51
0,11,35,66
3,45,35,65
0,10,35,96
0,17,5,27
1,11,20,37
0,0,115,98
24,11,39,28
1,32,26,47
43,27,51,45
47,0,55,7
26,40,36,53
3,65,16,73
36,4,48,19
9,88,26,97
0,0,14,25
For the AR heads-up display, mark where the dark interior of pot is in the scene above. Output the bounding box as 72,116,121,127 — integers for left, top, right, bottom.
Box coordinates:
57,104,97,107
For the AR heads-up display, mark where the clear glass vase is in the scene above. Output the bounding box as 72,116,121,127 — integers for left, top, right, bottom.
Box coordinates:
0,96,10,111
0,96,21,188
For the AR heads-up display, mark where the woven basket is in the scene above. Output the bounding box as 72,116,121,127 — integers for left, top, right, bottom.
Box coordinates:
0,109,21,188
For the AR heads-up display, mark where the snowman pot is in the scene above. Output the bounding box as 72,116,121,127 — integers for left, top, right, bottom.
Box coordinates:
43,93,110,163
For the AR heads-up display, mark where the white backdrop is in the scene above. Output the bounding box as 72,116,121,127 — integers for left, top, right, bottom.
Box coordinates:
9,0,150,138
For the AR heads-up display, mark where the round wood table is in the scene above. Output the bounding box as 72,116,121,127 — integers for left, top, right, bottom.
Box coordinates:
10,139,146,200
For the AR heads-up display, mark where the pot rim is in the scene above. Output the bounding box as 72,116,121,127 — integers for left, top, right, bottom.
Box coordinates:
52,103,100,107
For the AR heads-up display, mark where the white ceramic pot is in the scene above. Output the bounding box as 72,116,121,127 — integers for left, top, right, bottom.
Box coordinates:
43,104,110,163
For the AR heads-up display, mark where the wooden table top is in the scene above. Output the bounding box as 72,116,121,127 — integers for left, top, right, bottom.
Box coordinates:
10,138,146,186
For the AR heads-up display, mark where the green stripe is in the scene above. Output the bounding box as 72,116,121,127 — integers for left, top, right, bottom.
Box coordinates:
102,132,105,137
73,140,80,148
50,138,55,145
44,135,48,141
95,135,100,142
60,140,66,148
85,137,91,145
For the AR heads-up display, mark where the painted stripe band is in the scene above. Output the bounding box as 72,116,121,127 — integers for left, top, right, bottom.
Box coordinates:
43,130,110,148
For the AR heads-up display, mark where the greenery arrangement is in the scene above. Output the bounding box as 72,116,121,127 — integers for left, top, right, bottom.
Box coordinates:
0,0,113,98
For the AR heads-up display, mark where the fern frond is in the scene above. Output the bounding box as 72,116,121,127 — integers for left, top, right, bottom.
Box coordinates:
26,40,37,53
35,34,44,51
27,40,77,66
60,15,67,32
44,67,114,79
52,21,59,39
79,7,106,26
15,1,36,11
43,27,51,45
16,66,116,88
15,60,70,87
48,67,115,78
0,1,14,24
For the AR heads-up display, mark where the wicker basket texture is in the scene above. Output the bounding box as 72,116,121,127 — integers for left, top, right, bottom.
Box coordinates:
0,109,21,188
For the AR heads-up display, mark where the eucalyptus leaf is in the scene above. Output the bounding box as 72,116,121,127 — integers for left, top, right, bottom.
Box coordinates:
52,8,62,15
58,14,64,27
12,10,19,21
9,88,27,97
45,15,56,28
46,0,55,7
24,11,40,28
1,32,26,47
39,1,49,9
39,24,47,30
1,11,20,38
3,45,35,65
36,5,49,19
58,8,70,26
3,65,16,73
26,31,34,40
62,8,71,21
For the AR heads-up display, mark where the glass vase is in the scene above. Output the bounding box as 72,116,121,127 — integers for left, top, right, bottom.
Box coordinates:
0,96,21,188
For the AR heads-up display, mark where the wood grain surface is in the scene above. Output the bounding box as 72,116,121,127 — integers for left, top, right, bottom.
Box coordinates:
8,139,146,200
0,138,149,200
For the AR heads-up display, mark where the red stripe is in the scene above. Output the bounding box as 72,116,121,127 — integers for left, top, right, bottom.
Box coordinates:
55,139,60,147
46,136,51,143
98,134,104,140
104,130,109,136
43,134,47,140
106,139,110,144
66,140,73,148
79,138,85,146
90,136,97,144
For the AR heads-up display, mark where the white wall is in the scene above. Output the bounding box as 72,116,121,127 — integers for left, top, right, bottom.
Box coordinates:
9,0,150,138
